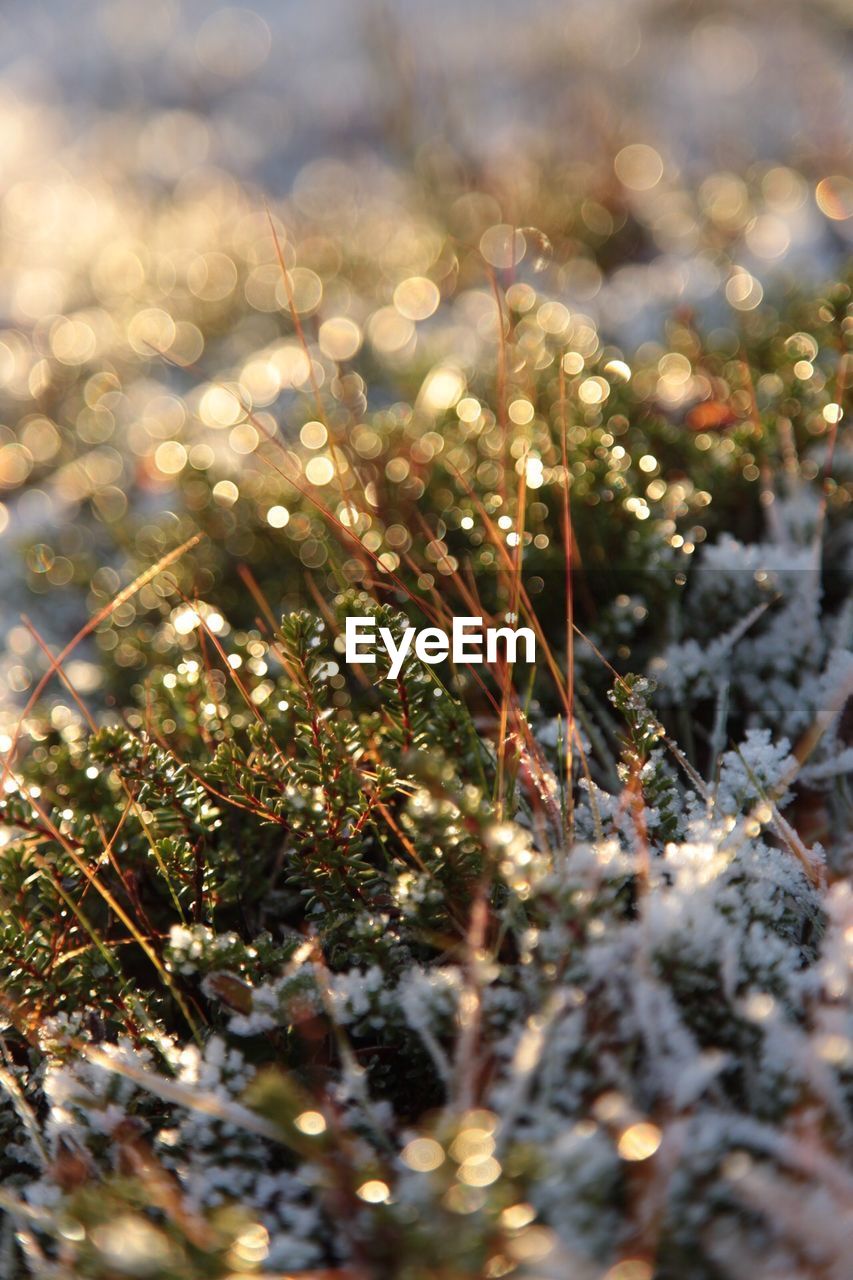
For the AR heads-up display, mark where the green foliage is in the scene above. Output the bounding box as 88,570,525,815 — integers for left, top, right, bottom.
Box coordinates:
0,206,849,1279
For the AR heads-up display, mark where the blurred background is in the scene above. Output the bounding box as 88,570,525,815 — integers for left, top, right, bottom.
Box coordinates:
2,1,850,182
0,0,850,730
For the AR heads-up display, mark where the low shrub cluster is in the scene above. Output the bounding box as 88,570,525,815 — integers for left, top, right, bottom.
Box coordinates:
0,261,851,1278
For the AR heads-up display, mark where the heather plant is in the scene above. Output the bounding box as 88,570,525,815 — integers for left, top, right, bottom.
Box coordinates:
0,82,852,1280
0,319,851,1275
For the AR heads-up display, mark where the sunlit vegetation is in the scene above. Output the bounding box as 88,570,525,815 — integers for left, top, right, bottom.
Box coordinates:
0,4,851,1278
